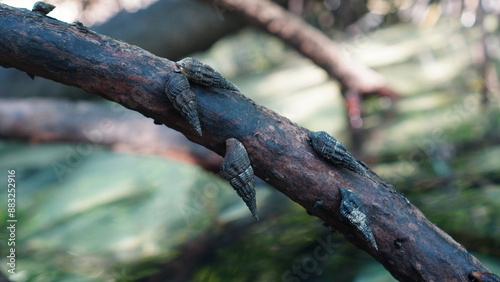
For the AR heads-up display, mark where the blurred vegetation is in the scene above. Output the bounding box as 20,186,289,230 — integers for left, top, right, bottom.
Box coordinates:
0,0,500,281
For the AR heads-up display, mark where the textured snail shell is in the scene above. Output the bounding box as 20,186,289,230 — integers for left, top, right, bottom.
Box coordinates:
340,188,378,250
32,1,55,15
175,57,240,92
165,73,202,136
220,138,258,220
309,131,368,176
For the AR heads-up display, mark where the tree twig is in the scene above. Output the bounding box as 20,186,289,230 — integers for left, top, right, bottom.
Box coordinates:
0,4,496,280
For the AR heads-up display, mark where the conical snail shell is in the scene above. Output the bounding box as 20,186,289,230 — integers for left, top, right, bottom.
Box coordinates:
340,188,378,250
165,73,202,136
175,57,240,92
220,138,258,220
309,131,367,176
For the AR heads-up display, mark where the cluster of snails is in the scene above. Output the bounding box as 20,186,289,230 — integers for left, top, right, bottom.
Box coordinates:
166,59,378,244
165,57,240,137
34,0,376,228
165,58,258,219
308,131,378,250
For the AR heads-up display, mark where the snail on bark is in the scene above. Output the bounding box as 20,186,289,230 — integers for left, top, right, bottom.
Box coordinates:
340,188,378,250
175,57,240,92
309,131,368,176
165,73,202,136
220,138,258,220
32,1,55,15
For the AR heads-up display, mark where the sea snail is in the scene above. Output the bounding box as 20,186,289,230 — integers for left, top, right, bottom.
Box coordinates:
220,138,258,220
339,188,378,250
309,131,368,176
175,57,240,92
165,73,202,136
32,1,55,15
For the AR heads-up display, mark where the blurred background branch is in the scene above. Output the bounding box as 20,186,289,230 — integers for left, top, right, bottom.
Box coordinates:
0,99,223,172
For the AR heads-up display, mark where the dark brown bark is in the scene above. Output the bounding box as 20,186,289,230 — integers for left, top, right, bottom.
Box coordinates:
0,98,222,172
206,0,401,99
0,4,496,281
0,0,245,99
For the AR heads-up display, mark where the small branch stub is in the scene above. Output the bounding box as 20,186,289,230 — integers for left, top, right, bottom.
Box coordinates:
175,57,240,92
220,138,258,220
339,187,378,250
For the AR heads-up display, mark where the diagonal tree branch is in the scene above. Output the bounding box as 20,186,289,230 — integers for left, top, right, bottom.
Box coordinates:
0,3,496,281
206,0,401,99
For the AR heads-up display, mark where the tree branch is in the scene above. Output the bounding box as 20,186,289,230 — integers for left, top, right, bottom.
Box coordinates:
0,4,496,281
206,0,401,99
93,0,244,60
0,98,222,172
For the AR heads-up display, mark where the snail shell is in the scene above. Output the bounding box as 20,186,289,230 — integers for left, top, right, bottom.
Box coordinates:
165,73,202,136
309,131,368,176
340,188,378,250
175,57,240,92
32,1,55,15
220,138,258,220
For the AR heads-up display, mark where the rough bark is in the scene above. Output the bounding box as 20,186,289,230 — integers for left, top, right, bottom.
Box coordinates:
0,0,244,99
0,4,496,281
206,0,400,99
0,98,222,172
